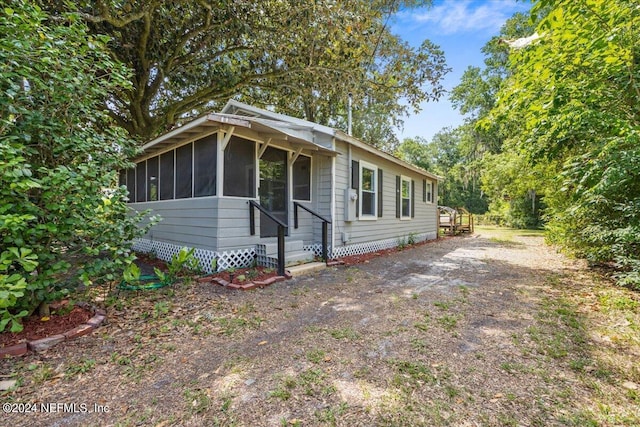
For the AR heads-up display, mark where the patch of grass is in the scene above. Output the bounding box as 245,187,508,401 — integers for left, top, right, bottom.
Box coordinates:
271,368,335,400
527,297,586,360
184,388,211,414
598,293,639,312
433,301,451,310
213,315,263,336
329,327,360,341
414,320,430,331
269,374,297,401
111,353,132,365
410,338,428,351
437,314,459,331
290,285,310,296
315,402,348,425
345,267,359,283
299,368,335,396
558,410,599,427
414,310,431,331
305,325,323,334
31,364,55,384
496,412,519,426
65,358,96,378
353,366,370,379
391,360,436,388
458,285,470,299
153,300,171,318
489,237,524,247
306,348,327,364
269,385,292,401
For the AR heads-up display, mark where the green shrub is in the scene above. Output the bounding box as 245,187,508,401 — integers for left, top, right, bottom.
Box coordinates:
0,2,154,331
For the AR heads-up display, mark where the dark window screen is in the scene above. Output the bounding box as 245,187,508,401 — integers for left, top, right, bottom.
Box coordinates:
175,143,193,199
159,151,174,200
194,135,217,197
224,136,255,197
135,161,146,202
118,170,126,187
292,155,311,200
146,156,159,201
126,168,135,202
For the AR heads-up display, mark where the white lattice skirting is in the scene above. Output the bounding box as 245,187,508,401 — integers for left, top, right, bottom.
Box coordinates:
330,232,436,259
132,239,256,273
133,231,436,272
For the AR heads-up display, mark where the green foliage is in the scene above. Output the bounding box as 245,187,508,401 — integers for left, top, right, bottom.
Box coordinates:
396,127,488,213
489,0,640,285
0,2,153,331
123,263,141,285
39,1,447,144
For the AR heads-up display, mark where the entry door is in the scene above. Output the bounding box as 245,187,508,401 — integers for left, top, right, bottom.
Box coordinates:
259,147,288,237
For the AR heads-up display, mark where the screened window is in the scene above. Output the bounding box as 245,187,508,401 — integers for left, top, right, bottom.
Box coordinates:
426,180,434,203
146,156,159,201
135,161,146,202
401,176,411,219
126,168,136,202
159,151,174,200
194,135,217,197
360,161,377,218
292,155,311,201
175,143,193,199
224,136,255,197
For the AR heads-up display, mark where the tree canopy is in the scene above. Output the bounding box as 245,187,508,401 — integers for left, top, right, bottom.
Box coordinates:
39,0,449,145
487,0,640,286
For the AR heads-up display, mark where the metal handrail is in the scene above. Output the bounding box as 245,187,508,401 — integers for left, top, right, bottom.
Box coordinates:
293,202,332,225
293,202,331,262
249,200,287,276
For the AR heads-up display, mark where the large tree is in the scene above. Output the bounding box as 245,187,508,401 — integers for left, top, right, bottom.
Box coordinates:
40,0,449,143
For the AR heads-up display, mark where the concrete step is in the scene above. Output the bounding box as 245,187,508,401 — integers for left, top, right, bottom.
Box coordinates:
287,262,326,277
258,240,305,256
256,248,315,269
283,250,315,266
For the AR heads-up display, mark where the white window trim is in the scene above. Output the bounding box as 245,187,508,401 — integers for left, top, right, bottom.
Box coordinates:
425,179,433,204
359,160,377,221
400,175,411,220
291,154,312,202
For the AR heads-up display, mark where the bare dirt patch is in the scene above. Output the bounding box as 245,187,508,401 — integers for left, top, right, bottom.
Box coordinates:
1,227,639,426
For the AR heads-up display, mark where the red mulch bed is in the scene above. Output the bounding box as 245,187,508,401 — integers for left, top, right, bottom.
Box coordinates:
134,252,169,275
206,266,281,286
335,237,440,266
0,305,92,348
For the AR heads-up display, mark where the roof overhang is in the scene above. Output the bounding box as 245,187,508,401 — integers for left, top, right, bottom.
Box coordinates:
334,130,442,181
136,113,339,160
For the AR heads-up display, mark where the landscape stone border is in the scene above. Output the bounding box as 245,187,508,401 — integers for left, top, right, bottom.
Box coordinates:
198,272,292,290
0,306,107,358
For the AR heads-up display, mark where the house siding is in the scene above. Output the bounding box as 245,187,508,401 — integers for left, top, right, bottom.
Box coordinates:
332,141,437,247
131,197,218,251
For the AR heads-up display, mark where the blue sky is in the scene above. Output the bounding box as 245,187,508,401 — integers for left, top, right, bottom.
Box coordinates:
391,0,531,141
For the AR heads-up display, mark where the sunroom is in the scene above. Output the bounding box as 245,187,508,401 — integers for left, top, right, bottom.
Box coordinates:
120,113,338,273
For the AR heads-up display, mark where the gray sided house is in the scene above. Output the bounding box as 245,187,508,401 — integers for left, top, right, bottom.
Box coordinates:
121,100,439,273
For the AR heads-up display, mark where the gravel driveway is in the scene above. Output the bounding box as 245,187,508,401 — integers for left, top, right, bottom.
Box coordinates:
3,227,639,426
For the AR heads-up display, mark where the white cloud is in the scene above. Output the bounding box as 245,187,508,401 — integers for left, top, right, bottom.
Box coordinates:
409,0,528,35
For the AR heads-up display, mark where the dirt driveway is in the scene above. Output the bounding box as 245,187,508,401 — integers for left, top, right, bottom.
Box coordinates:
2,227,639,426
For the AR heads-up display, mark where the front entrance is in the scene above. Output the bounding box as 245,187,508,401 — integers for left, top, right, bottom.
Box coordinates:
259,147,288,237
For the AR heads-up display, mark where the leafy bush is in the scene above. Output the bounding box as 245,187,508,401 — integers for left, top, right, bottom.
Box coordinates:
0,2,153,331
